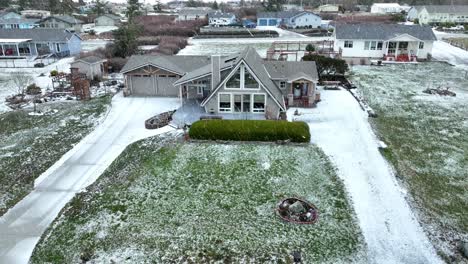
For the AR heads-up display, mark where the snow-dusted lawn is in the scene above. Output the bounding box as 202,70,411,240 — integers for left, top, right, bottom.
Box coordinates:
351,62,468,261
31,139,364,263
0,96,111,216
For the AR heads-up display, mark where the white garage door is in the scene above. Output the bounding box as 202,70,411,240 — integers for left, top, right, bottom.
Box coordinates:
130,75,155,96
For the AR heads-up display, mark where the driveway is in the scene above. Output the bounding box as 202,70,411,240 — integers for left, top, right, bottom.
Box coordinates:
288,89,442,264
0,93,180,264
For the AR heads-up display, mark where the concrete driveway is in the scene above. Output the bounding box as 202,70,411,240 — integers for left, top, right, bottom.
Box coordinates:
0,93,180,264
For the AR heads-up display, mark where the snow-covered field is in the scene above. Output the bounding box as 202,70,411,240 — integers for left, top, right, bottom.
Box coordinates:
30,140,364,263
432,40,468,70
82,24,118,34
351,63,468,261
81,40,112,51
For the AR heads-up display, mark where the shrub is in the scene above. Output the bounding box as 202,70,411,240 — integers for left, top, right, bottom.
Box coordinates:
34,63,45,68
26,84,42,95
50,70,58,76
189,120,311,143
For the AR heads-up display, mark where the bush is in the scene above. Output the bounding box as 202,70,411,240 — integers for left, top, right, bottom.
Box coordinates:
50,70,58,76
26,84,42,95
189,120,311,143
34,63,45,68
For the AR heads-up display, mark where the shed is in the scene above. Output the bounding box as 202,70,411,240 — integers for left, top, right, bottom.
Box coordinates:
71,56,107,80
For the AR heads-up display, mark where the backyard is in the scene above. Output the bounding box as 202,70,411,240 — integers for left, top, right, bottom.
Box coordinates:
0,96,111,216
351,62,468,261
31,137,365,263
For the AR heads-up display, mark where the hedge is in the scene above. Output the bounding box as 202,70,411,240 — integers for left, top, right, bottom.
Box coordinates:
189,120,311,143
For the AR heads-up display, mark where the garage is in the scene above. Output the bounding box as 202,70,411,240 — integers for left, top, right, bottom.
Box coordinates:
128,74,180,96
129,75,155,96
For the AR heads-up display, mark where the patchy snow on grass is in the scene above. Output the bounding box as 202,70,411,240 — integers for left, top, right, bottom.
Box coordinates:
31,139,365,263
432,40,468,70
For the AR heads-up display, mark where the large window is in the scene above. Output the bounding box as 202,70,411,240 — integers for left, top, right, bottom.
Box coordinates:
364,41,383,50
219,93,232,112
253,94,266,113
344,40,353,48
225,64,259,89
419,42,424,49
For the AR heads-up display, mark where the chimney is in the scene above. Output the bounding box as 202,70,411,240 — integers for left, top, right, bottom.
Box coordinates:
211,55,221,91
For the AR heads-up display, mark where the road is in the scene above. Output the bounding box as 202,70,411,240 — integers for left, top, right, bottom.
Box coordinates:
289,89,442,264
0,93,180,264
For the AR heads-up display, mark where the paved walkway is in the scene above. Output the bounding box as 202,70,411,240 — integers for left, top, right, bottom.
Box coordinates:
0,93,179,264
288,89,442,264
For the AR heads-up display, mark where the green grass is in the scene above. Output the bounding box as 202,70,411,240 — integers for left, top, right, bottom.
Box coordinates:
351,62,468,260
31,136,365,263
0,96,111,216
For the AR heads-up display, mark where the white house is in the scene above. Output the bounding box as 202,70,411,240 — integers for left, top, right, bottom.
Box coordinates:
407,6,424,21
370,3,405,14
177,7,212,21
20,10,51,18
257,11,321,28
317,4,341,13
95,14,121,27
208,11,236,26
417,5,468,25
333,24,436,62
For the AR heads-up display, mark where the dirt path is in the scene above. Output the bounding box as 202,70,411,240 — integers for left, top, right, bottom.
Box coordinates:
0,93,179,264
288,89,442,264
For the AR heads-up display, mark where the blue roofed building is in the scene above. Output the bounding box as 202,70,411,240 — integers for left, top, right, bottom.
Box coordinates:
256,11,321,28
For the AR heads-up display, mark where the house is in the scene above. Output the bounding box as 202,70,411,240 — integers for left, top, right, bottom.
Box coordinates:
283,4,304,11
94,14,121,27
317,4,341,13
242,19,256,28
208,11,236,26
417,5,468,25
20,10,51,18
0,11,21,20
407,6,424,21
71,56,107,80
257,11,321,29
39,15,83,32
0,28,81,58
177,8,212,21
333,24,436,63
370,3,405,14
121,47,319,120
0,18,40,29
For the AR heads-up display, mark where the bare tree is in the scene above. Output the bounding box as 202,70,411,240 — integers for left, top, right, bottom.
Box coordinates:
11,73,33,95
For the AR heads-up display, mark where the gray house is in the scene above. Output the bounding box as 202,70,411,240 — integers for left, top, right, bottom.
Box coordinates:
257,11,321,28
39,15,83,32
121,47,319,120
71,56,107,79
0,28,81,58
94,14,121,27
177,7,212,21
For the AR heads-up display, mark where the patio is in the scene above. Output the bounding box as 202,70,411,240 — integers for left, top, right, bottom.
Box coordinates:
171,99,265,128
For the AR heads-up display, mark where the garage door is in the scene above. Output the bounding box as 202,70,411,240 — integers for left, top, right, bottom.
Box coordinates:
130,75,155,96
157,76,179,96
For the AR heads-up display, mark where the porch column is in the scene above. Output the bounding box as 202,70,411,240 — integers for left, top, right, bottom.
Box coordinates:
385,41,389,58
308,81,314,107
16,43,20,57
0,44,3,56
395,42,399,59
288,82,294,106
179,85,183,105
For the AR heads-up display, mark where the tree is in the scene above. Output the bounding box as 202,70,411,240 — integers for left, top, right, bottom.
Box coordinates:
93,0,107,16
263,0,285,12
302,54,349,77
11,73,33,95
18,0,30,10
126,0,142,23
48,0,60,14
212,0,218,10
239,0,245,7
153,1,162,12
0,0,10,8
112,24,141,58
305,44,315,53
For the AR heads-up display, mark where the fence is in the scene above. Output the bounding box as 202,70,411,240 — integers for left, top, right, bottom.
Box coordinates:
0,57,59,68
443,38,468,51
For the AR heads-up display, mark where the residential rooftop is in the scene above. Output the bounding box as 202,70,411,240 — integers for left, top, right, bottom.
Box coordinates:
334,23,437,41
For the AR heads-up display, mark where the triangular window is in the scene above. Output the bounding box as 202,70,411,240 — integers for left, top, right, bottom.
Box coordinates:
225,64,259,89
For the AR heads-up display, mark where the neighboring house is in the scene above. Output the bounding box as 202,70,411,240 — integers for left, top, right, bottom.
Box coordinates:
208,11,236,26
39,15,83,32
257,11,321,28
121,47,319,120
407,6,424,21
95,14,121,27
417,5,468,25
370,3,404,14
71,56,107,79
177,7,212,21
20,10,51,18
0,11,21,20
0,28,81,58
283,4,304,11
333,23,436,62
0,18,39,29
317,4,341,13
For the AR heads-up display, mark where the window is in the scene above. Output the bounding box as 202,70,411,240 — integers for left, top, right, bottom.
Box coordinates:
197,86,203,95
159,74,167,77
364,41,370,50
243,94,250,112
244,70,259,89
226,68,241,88
234,94,242,112
253,94,265,113
419,42,424,49
370,41,376,50
219,93,232,112
377,41,383,50
280,81,286,89
344,40,353,48
56,43,61,52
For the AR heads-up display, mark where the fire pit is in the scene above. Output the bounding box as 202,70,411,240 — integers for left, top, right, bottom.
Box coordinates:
276,197,318,224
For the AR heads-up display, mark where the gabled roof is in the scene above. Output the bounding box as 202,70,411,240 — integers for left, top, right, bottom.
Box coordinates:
178,8,213,16
208,11,235,19
73,56,107,64
0,11,21,19
0,28,81,42
257,11,319,19
0,18,40,24
334,23,437,41
40,15,83,25
264,61,318,81
422,5,468,14
174,54,238,85
121,55,211,75
97,14,121,21
200,47,286,111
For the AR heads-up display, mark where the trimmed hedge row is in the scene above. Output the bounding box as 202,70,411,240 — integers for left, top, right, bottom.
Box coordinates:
189,120,311,143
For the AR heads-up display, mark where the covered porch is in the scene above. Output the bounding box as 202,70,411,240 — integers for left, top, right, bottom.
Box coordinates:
0,39,37,58
286,77,317,108
383,36,422,62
